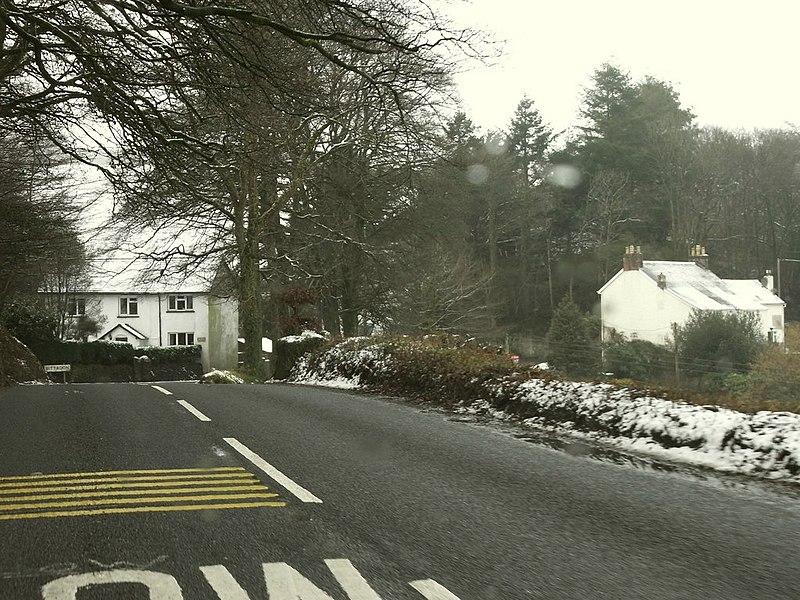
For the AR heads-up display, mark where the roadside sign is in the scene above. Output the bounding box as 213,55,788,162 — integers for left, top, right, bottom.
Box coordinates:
44,364,71,383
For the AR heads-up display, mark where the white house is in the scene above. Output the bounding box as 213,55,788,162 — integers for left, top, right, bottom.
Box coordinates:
598,246,785,346
65,266,239,372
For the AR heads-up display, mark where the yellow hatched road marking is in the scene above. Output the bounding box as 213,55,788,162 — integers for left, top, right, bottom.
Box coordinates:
0,478,262,495
0,485,270,503
0,466,246,482
0,467,288,521
0,501,286,521
0,472,256,489
0,492,280,511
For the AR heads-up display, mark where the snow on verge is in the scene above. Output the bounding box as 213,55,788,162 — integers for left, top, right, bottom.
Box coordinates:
290,343,800,482
507,378,800,481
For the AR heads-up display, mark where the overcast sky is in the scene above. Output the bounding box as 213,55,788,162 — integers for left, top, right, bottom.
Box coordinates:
444,0,800,135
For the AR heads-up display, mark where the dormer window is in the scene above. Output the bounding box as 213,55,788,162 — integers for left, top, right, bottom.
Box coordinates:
168,295,193,311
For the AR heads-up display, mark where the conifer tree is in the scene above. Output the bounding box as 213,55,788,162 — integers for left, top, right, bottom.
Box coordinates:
545,296,597,376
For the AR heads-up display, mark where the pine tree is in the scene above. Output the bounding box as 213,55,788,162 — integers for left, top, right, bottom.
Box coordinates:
546,296,597,376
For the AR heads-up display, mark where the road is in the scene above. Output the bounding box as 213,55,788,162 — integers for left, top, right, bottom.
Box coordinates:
0,381,798,599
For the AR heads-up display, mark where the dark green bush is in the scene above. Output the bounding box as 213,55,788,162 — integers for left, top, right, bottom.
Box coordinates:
274,334,328,379
71,363,134,383
31,340,134,365
603,336,673,381
30,340,201,367
546,296,599,377
676,310,765,377
1,301,58,347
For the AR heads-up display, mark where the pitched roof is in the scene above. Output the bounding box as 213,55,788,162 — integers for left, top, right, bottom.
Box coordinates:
637,260,784,310
99,323,148,341
82,255,217,294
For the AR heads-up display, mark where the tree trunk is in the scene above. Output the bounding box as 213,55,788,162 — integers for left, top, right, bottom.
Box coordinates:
321,292,341,337
237,166,265,374
340,252,360,336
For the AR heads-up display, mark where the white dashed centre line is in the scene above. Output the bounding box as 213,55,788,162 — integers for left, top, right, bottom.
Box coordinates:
151,385,173,395
177,400,211,422
223,437,322,504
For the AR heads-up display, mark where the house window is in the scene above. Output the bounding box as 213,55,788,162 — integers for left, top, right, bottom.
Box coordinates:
119,297,138,316
114,336,129,342
168,295,193,311
168,332,195,346
67,298,86,316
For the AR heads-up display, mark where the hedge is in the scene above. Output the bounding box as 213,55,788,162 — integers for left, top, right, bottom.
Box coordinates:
31,340,201,366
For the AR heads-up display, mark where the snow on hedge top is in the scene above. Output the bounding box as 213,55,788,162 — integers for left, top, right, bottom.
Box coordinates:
200,370,244,384
280,330,325,344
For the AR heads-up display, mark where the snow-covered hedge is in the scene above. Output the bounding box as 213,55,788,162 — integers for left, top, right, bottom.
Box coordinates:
273,330,328,380
290,337,800,482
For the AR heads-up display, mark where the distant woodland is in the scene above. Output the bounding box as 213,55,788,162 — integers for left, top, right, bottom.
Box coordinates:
1,3,798,369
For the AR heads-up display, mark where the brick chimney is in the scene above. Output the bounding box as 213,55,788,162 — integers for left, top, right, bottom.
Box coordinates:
623,245,643,271
689,244,708,269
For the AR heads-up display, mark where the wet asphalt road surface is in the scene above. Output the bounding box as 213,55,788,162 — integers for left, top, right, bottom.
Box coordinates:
0,382,799,599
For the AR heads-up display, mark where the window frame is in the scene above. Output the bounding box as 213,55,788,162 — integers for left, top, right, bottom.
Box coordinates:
167,294,194,311
119,296,139,316
66,298,86,317
168,332,195,346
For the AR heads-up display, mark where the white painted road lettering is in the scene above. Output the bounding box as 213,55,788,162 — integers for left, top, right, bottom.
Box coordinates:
199,565,252,600
263,562,336,599
41,560,463,599
409,579,463,600
324,559,382,600
41,569,183,600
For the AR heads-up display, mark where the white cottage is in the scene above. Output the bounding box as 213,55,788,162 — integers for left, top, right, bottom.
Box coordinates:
598,246,785,346
65,266,239,372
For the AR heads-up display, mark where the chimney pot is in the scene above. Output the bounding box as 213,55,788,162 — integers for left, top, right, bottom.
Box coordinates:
762,270,776,293
689,244,709,269
623,244,643,271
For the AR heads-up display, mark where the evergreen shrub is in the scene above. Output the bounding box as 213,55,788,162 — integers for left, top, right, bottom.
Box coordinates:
603,336,673,381
742,323,800,411
134,345,201,364
546,296,599,377
676,310,765,378
274,333,328,379
30,340,201,366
